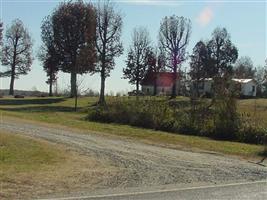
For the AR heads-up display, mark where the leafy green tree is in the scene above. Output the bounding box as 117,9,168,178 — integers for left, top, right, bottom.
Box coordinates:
123,27,151,94
159,15,191,98
50,1,96,98
95,0,123,105
1,19,33,95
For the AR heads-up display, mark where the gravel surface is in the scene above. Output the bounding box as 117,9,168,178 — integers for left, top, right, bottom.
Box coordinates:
1,119,266,192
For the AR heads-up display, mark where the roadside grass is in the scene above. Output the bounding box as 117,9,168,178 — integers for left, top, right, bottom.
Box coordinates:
0,130,118,199
238,99,267,127
0,131,65,173
0,131,66,199
0,96,266,158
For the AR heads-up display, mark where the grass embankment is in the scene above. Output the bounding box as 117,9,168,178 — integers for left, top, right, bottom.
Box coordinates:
0,131,117,199
0,97,266,158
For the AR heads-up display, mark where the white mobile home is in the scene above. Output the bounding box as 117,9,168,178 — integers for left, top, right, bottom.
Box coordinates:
232,79,257,97
193,78,257,97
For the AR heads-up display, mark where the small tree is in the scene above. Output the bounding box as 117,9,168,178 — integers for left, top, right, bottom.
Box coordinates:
207,28,239,139
213,77,239,140
39,16,59,96
51,1,96,98
1,19,33,95
189,41,209,97
159,15,191,98
95,0,123,105
123,27,151,94
147,47,166,95
234,56,255,79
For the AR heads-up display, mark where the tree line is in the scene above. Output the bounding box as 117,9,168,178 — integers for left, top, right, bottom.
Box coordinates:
0,0,266,106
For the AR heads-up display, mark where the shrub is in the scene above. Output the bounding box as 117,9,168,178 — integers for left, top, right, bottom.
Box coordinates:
87,97,266,145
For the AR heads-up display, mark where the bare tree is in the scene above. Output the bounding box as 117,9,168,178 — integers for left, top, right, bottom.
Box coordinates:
95,0,123,105
159,15,191,98
1,19,33,95
123,27,151,94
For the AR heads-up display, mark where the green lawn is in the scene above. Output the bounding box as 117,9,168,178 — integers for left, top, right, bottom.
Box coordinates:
0,96,266,158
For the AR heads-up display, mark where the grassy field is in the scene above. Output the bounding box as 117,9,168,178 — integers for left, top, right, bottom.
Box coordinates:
0,130,118,199
0,96,266,158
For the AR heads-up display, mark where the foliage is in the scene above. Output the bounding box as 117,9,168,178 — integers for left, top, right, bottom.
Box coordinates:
255,64,267,97
50,1,96,97
88,97,266,145
39,16,59,96
123,27,151,92
146,46,166,95
206,27,238,77
234,56,255,79
159,15,191,98
95,0,123,105
189,41,210,97
1,19,33,95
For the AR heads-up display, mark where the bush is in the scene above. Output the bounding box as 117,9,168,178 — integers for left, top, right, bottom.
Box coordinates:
87,98,266,145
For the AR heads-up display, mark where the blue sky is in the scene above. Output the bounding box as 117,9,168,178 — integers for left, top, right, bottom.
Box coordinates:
0,0,266,94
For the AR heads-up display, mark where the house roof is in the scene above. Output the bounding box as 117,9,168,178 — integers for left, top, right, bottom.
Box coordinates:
142,72,177,87
232,79,255,83
201,78,255,84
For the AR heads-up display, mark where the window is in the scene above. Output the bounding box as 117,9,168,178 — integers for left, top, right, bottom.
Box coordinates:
252,86,255,92
198,81,204,90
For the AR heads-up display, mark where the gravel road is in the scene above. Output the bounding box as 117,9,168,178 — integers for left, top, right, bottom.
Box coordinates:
1,119,267,196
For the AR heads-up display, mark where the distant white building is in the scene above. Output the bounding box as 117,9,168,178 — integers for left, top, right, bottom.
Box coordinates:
193,78,257,97
232,79,257,97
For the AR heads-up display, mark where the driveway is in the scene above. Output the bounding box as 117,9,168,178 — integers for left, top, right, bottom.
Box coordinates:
1,118,266,199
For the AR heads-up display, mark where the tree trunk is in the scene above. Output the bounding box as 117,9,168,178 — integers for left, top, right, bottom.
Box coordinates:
136,80,139,93
171,66,177,99
49,72,53,97
49,81,53,97
153,73,157,96
9,74,15,96
99,70,106,105
70,72,77,98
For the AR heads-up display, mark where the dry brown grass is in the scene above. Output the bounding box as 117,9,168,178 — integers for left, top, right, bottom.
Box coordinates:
0,131,119,199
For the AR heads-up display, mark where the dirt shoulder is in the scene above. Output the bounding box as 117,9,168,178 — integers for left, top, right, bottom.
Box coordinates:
1,118,267,199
